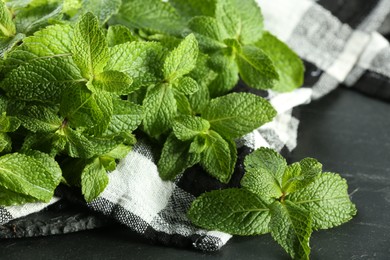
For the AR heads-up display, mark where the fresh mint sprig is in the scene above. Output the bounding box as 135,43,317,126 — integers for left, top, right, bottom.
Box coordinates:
188,147,357,259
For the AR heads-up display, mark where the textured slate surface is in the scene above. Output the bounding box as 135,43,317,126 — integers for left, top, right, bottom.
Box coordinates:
0,87,389,259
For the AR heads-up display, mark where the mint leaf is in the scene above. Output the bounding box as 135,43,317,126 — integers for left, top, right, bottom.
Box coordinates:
11,24,73,60
0,152,61,202
163,33,198,81
172,115,210,141
105,99,143,136
62,127,95,158
188,188,271,235
0,33,24,58
72,12,109,78
60,84,113,135
203,93,276,139
241,147,286,200
142,84,176,137
14,4,63,35
200,130,236,183
0,0,16,37
255,32,304,92
188,54,215,113
81,0,121,24
188,16,227,51
22,132,66,157
173,90,193,115
81,157,109,202
18,105,62,133
236,45,279,90
158,133,199,180
208,53,239,97
0,132,11,152
169,0,216,18
114,0,184,35
189,135,207,154
215,0,240,39
1,56,84,103
282,158,322,194
93,70,136,95
107,25,137,47
0,112,20,132
270,201,312,260
3,24,72,69
289,172,357,230
174,76,198,95
105,41,165,88
229,0,263,44
0,186,37,206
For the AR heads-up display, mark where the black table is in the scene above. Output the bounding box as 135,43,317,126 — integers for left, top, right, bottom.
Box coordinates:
0,87,389,259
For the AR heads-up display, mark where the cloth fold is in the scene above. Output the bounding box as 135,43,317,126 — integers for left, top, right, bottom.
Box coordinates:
1,0,390,251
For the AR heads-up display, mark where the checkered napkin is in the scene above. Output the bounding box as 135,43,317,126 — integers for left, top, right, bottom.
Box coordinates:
1,0,390,251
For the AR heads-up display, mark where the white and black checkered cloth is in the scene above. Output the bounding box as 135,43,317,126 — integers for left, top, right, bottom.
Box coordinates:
1,0,390,251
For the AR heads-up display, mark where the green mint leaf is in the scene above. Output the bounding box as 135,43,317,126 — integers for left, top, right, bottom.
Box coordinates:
255,32,304,92
13,24,73,59
0,186,38,206
208,53,239,97
158,133,200,180
172,115,210,141
173,90,193,115
229,0,264,44
288,172,357,230
188,188,271,235
63,0,81,16
200,130,236,183
107,25,137,47
142,84,176,138
163,33,198,81
22,132,66,157
236,45,279,90
188,16,227,51
103,143,132,160
105,41,165,88
14,5,63,35
0,32,25,58
3,24,72,70
114,0,184,35
0,0,16,37
81,0,121,24
105,99,143,136
174,76,199,95
215,0,241,39
0,132,11,153
72,12,109,78
1,56,84,103
282,158,322,194
0,112,20,132
81,157,109,202
169,0,216,18
270,201,312,260
241,147,287,200
93,70,136,95
203,92,276,139
189,135,207,154
22,149,62,183
0,152,61,202
60,84,113,135
18,105,62,133
187,54,215,113
62,127,96,158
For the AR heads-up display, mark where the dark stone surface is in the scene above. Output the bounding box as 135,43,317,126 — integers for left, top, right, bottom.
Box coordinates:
0,87,389,259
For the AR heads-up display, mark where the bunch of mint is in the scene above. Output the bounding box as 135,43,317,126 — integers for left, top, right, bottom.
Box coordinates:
189,148,356,259
0,0,356,259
